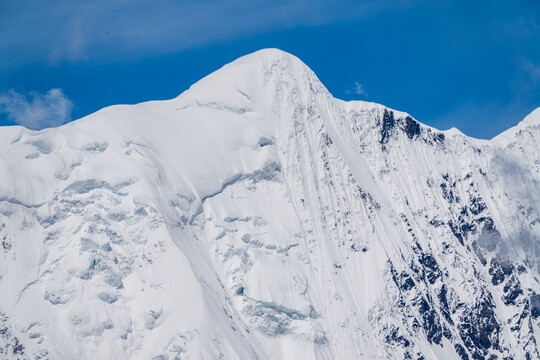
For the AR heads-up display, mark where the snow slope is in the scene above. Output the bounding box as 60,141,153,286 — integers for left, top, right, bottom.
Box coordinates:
1,49,540,359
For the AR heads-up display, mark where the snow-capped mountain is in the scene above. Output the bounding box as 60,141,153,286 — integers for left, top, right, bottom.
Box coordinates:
1,49,539,359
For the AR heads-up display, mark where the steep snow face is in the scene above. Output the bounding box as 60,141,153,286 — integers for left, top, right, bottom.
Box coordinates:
1,49,540,359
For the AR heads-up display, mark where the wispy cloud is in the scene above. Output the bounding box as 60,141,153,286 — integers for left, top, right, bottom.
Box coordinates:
0,0,417,68
523,59,540,82
0,89,73,130
346,82,368,97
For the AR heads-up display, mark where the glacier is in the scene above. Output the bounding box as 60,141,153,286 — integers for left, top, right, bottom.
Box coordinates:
0,49,539,359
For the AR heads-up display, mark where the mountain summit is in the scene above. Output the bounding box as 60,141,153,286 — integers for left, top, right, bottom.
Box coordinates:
1,49,539,359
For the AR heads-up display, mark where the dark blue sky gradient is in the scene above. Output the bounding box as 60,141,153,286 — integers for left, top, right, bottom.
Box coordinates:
0,0,539,138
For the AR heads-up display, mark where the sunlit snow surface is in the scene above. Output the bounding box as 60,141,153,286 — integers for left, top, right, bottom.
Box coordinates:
1,49,540,359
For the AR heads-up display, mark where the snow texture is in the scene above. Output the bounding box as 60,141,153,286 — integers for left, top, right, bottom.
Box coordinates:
1,49,540,359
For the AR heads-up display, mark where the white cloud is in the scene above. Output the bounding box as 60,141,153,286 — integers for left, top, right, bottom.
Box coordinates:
0,89,73,130
346,82,368,97
0,0,418,67
353,82,368,97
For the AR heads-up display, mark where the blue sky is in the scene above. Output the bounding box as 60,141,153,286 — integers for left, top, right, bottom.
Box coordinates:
0,0,539,138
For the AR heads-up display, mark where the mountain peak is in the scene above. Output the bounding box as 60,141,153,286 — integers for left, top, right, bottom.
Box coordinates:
492,107,540,145
182,48,314,96
176,48,326,118
234,48,302,63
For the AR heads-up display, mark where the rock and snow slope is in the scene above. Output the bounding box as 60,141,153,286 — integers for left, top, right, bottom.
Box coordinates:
1,49,540,359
